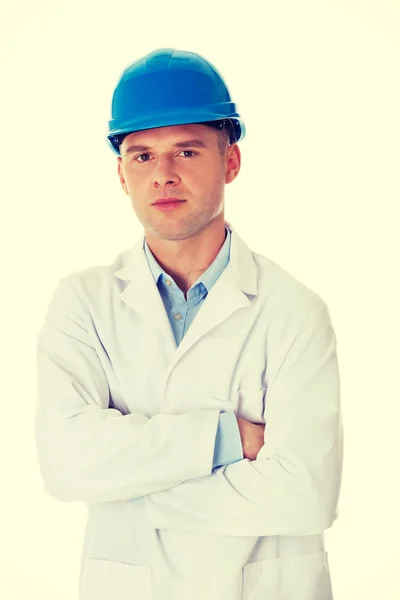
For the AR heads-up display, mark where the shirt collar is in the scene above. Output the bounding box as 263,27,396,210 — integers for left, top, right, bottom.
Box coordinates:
143,225,231,293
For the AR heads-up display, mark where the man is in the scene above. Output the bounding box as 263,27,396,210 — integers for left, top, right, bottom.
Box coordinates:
35,48,343,600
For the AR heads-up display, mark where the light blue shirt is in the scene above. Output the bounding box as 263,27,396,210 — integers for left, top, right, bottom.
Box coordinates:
143,225,243,468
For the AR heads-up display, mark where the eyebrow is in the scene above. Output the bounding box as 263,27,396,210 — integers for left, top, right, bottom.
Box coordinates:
124,139,208,154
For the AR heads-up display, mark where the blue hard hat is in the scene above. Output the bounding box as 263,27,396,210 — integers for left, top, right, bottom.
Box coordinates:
106,48,245,156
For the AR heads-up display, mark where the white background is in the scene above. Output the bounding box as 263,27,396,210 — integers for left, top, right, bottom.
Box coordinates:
1,0,399,598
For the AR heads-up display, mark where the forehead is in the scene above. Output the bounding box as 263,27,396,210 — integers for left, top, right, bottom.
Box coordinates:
122,123,214,147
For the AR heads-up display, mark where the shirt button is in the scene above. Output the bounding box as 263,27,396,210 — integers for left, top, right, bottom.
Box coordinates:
174,312,183,320
165,279,173,286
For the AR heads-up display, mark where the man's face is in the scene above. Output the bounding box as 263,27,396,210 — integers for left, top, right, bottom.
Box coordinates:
117,123,240,241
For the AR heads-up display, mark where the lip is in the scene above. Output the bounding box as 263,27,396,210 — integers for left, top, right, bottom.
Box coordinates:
153,198,186,205
153,200,186,212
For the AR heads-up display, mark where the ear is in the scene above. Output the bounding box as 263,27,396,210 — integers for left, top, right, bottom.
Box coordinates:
117,158,127,193
225,144,241,184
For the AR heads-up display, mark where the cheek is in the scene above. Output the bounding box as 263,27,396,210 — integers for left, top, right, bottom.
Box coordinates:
123,172,144,194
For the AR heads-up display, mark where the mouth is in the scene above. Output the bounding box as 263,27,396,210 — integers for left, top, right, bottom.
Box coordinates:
152,200,186,211
153,199,186,205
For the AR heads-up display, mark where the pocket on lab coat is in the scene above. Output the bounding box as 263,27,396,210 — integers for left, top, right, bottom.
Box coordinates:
80,558,151,600
242,550,333,600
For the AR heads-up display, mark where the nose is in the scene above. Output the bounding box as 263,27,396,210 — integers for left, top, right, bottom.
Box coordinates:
152,157,181,187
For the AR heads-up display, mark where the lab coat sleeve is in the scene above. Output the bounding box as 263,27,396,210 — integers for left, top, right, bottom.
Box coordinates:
144,301,344,537
34,275,221,504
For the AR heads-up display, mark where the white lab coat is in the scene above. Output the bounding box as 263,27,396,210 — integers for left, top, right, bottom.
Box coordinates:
35,221,343,600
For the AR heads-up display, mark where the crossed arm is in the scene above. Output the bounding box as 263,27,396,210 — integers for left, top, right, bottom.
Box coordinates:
35,275,343,538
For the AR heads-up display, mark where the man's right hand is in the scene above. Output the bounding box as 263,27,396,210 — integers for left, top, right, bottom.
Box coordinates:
236,417,266,461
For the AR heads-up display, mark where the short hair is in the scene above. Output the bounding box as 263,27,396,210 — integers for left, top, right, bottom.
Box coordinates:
202,120,233,158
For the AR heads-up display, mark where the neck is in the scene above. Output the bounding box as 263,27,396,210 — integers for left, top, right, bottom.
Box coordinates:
145,218,228,293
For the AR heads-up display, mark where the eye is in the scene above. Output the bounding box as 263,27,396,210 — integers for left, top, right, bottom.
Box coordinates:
135,150,198,163
135,153,151,163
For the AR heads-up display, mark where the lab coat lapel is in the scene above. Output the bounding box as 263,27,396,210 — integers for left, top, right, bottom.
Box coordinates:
113,236,177,353
112,223,258,366
172,259,251,364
